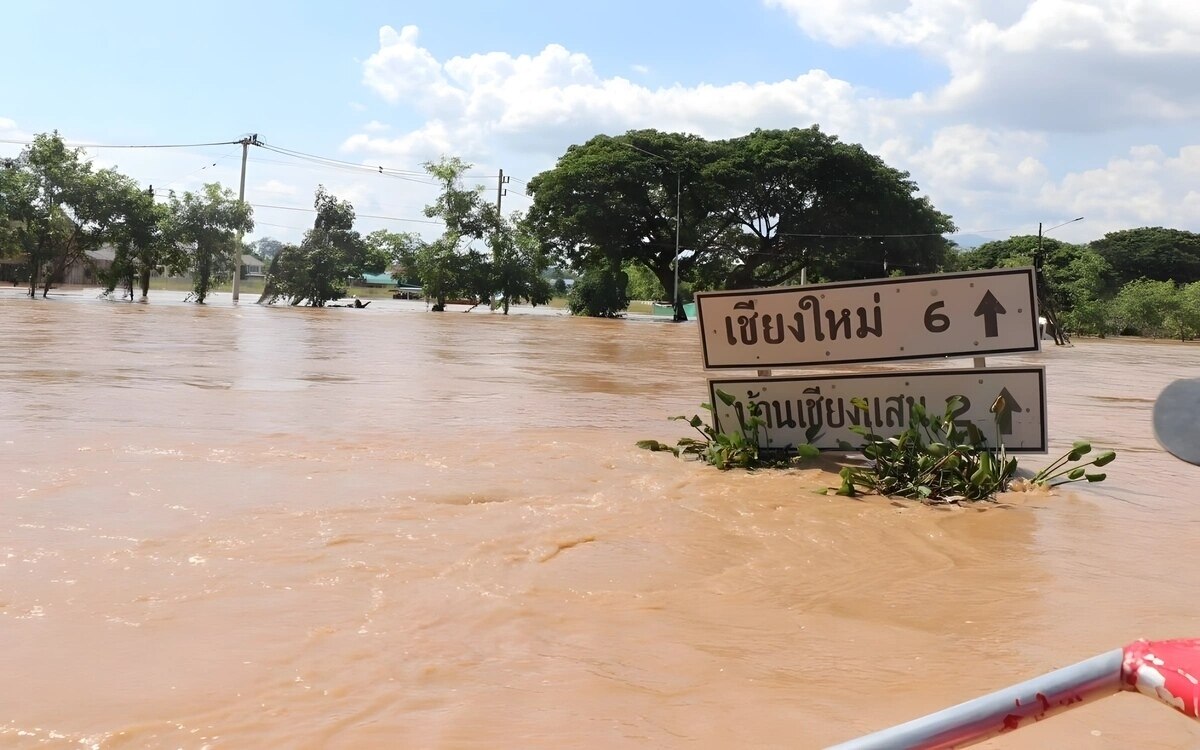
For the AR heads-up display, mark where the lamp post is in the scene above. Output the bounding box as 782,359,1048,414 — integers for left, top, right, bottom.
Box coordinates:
1035,216,1084,345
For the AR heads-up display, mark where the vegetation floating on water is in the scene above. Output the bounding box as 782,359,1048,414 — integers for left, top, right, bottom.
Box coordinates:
639,391,1115,504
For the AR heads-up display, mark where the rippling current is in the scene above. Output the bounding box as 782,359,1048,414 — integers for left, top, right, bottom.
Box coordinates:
2,287,1199,749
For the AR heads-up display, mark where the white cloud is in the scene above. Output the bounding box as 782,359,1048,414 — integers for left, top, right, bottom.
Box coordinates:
340,15,1200,241
769,1,1200,131
351,24,878,169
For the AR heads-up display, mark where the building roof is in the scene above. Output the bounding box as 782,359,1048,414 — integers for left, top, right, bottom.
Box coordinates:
359,272,396,286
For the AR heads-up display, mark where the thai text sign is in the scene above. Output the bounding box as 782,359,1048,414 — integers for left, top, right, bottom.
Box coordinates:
695,268,1040,369
708,366,1047,453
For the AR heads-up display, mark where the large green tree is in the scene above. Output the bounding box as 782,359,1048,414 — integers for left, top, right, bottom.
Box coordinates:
168,183,253,304
1091,227,1200,286
264,186,385,307
704,127,955,287
526,130,715,316
526,127,955,316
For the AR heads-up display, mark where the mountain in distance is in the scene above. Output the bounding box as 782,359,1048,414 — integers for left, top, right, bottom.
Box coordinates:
946,233,995,249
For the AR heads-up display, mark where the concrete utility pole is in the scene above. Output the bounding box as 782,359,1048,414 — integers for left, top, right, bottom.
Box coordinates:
496,168,509,212
232,133,260,302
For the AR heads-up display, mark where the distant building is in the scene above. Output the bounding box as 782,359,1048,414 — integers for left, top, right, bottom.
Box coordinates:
356,272,398,289
242,255,265,278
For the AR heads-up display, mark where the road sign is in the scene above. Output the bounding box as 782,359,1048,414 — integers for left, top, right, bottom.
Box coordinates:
695,268,1041,370
708,366,1047,453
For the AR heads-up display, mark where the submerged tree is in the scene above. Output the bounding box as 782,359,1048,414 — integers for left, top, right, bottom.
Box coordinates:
0,133,141,298
422,157,551,314
168,183,253,304
263,186,386,306
102,185,183,300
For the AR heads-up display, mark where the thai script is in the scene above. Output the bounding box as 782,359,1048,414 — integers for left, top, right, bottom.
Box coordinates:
731,387,929,432
723,293,883,347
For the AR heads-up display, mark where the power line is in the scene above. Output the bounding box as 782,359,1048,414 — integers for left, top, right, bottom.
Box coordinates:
0,136,241,149
249,201,443,225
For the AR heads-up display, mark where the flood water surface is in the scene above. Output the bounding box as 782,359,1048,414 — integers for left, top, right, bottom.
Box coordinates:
2,288,1199,748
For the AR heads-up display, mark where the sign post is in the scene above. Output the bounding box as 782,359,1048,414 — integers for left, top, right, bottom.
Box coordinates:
693,268,1047,454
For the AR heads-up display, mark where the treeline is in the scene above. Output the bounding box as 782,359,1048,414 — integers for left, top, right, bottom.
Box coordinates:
0,133,551,310
0,133,251,302
952,229,1200,340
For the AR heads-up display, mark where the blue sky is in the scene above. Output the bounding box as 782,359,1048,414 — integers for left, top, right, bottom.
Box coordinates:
3,0,1198,246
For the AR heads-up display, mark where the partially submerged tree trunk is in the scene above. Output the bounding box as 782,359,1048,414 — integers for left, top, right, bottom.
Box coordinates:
257,250,284,304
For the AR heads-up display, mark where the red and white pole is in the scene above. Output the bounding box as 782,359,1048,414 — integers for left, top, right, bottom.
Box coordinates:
828,639,1200,749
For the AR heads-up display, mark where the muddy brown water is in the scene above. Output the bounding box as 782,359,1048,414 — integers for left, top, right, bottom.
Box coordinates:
2,287,1199,749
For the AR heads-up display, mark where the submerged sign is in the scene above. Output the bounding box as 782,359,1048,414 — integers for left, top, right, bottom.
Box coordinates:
708,366,1047,453
695,268,1041,369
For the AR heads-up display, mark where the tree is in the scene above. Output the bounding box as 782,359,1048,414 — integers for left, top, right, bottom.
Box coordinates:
412,235,465,311
526,127,956,310
367,229,424,286
1056,247,1117,337
423,157,552,314
624,261,666,301
1180,281,1200,340
568,265,629,318
263,186,385,306
168,183,253,304
704,127,955,287
0,133,140,298
0,156,36,269
103,185,182,300
526,130,716,313
1112,279,1182,338
1091,228,1200,286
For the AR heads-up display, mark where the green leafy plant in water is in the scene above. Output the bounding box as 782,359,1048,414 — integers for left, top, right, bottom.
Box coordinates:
834,395,1016,502
1028,440,1116,487
834,394,1115,503
637,389,820,470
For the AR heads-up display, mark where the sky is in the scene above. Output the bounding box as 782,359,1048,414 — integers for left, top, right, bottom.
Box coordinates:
3,0,1199,248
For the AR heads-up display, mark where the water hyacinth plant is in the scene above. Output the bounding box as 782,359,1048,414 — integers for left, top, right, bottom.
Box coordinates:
637,389,821,470
834,394,1115,503
640,391,1115,502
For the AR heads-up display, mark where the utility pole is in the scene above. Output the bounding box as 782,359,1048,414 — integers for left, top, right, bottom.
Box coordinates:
673,170,684,322
232,133,260,302
496,168,509,212
1036,217,1084,346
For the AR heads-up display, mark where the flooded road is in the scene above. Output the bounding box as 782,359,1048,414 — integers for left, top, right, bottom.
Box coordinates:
2,287,1199,748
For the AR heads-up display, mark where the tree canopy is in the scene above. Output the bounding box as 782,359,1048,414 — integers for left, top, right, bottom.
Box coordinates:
168,183,253,304
1090,227,1200,286
526,127,956,316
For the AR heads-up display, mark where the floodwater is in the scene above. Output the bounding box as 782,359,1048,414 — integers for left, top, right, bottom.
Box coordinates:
1,286,1199,749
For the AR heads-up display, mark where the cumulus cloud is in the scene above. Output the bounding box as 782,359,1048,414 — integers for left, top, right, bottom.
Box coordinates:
351,24,879,168
340,13,1200,239
769,0,1200,131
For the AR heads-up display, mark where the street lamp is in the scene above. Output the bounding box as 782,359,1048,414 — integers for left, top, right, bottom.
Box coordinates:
1035,216,1084,346
1036,216,1084,270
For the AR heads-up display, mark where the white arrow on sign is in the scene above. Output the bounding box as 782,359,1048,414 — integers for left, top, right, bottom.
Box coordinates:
708,366,1047,453
695,268,1041,369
